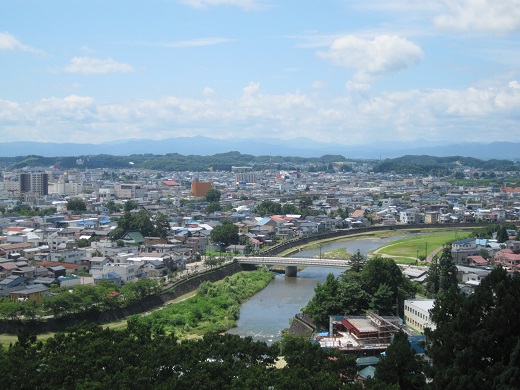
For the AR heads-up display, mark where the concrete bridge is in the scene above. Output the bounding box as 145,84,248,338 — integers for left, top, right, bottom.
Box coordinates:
235,256,351,277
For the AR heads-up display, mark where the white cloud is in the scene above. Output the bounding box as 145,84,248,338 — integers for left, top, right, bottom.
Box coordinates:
1,81,520,145
64,57,133,75
510,80,520,89
346,80,371,92
0,31,41,53
179,0,266,10
318,35,424,75
243,82,260,97
203,87,216,97
435,0,520,34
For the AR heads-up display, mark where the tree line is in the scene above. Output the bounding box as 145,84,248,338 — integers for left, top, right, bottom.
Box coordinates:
305,252,417,325
0,278,161,321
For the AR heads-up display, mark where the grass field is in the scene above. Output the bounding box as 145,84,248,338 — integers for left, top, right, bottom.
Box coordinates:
373,231,471,264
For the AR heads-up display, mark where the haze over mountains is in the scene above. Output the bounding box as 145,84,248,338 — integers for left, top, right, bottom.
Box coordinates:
0,137,518,160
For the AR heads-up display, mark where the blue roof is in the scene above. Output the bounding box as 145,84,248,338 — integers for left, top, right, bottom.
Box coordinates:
94,272,122,280
257,217,272,226
358,366,376,379
408,335,426,354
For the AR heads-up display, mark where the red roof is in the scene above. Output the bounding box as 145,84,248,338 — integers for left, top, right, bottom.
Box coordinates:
4,227,23,233
351,210,365,218
467,256,487,265
162,180,180,187
36,261,83,269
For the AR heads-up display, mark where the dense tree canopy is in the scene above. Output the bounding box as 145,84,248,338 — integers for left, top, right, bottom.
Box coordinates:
108,210,170,240
426,267,520,389
205,188,222,203
372,330,426,389
66,198,86,213
305,255,416,324
210,219,239,247
0,322,363,389
206,201,222,213
425,244,458,297
253,200,283,216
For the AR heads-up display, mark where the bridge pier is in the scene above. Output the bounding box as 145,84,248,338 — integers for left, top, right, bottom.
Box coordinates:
285,265,297,277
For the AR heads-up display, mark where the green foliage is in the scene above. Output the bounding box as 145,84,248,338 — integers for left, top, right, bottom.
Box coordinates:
425,244,458,297
373,331,426,389
305,255,416,324
253,200,282,216
0,152,353,172
370,283,396,315
77,238,89,248
496,224,509,243
0,318,369,389
103,200,121,213
66,198,87,213
123,200,138,212
206,201,221,213
205,188,221,203
281,335,357,387
210,219,239,247
349,249,366,273
10,204,57,217
109,210,170,240
0,298,27,320
39,278,160,317
373,155,519,175
141,270,273,337
426,268,520,389
470,223,517,239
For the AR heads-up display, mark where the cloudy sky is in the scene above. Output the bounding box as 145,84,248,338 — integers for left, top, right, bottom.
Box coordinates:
1,0,520,147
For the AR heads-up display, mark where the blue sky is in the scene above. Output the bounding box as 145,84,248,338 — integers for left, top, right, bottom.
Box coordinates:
1,0,520,147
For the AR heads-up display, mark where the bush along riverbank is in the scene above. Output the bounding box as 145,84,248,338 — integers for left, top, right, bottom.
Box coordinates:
137,269,274,339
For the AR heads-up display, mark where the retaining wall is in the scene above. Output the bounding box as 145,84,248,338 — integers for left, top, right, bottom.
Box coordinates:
0,262,244,335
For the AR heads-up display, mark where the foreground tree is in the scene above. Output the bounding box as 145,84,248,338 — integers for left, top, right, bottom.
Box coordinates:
371,331,426,389
0,321,366,389
426,267,520,389
305,255,414,324
425,244,458,297
349,249,367,273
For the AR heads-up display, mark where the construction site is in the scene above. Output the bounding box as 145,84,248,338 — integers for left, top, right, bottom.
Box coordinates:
315,311,417,356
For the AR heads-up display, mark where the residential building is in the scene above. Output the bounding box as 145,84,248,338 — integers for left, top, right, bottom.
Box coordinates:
20,172,49,196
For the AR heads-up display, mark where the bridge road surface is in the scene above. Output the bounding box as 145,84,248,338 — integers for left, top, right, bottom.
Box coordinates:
235,256,351,276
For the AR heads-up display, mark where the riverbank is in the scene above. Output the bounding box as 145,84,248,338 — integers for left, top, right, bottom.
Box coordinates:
0,261,244,336
138,269,274,340
280,227,473,262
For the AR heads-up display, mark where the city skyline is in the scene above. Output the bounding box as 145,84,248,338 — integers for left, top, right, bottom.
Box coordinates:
1,0,520,146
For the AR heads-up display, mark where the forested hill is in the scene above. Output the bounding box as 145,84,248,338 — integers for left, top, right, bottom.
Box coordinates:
373,155,519,175
0,152,518,173
0,152,350,171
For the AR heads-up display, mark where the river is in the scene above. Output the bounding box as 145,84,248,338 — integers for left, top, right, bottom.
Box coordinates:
227,233,418,344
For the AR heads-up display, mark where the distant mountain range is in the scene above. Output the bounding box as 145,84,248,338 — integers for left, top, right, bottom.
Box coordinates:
0,137,518,160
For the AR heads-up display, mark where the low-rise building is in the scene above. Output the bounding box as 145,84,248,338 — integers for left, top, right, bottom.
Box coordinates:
404,299,436,333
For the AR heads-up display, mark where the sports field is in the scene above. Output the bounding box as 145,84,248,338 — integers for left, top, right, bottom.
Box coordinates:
373,230,471,264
